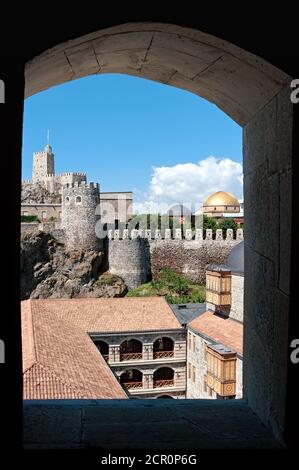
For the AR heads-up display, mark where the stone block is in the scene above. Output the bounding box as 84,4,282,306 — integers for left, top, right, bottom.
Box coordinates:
23,402,82,445
243,92,276,174
279,169,292,295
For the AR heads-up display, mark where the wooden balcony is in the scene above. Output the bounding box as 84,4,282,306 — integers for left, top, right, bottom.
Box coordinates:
122,381,143,389
153,379,174,388
120,352,143,361
153,350,174,359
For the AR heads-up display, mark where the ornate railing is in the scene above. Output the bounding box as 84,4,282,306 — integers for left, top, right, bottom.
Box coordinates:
153,350,174,359
120,352,143,361
122,381,143,389
102,354,109,362
153,379,174,388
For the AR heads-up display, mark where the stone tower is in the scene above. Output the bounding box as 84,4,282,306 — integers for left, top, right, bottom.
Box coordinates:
108,238,151,289
62,181,100,251
32,144,55,184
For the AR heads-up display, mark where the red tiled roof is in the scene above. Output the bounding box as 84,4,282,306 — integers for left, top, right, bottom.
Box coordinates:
29,297,182,333
22,299,127,399
189,310,243,356
21,297,182,399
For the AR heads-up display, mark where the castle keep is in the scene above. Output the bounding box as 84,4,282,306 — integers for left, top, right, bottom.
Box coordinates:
31,144,87,192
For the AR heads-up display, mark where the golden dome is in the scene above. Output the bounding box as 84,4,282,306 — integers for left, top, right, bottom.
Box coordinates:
203,191,240,207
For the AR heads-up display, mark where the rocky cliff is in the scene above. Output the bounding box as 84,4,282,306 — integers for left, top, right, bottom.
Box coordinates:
21,183,61,204
21,230,127,300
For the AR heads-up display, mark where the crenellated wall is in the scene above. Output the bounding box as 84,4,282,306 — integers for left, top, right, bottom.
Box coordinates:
107,229,243,287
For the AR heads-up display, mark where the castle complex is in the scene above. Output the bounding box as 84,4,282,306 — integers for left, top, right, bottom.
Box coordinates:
21,146,244,401
21,143,244,289
22,144,133,226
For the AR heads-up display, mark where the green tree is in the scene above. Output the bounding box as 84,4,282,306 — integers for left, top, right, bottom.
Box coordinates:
218,218,238,237
203,215,218,238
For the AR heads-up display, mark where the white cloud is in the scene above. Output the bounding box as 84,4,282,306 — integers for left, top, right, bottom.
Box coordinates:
133,156,243,214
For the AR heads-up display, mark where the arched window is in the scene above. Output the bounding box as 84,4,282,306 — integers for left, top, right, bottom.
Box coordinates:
153,367,174,388
153,337,174,359
76,196,82,204
65,196,70,204
120,339,142,361
120,369,143,390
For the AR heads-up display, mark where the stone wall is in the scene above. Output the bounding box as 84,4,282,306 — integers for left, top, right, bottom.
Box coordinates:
230,274,244,322
243,84,292,440
21,203,61,221
150,240,240,283
107,229,243,287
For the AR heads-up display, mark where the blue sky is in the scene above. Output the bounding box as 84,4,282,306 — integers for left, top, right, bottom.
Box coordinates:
22,74,243,211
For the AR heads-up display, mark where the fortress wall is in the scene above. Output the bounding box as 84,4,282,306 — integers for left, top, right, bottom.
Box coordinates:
149,239,240,283
107,229,243,287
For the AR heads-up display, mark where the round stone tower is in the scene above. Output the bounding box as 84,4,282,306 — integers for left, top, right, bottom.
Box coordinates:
108,238,151,290
62,181,100,251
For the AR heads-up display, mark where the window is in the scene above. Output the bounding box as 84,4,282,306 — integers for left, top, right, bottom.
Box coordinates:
204,343,208,361
41,211,47,220
192,335,196,353
76,196,82,204
206,344,237,397
192,365,196,382
65,196,70,204
188,363,191,379
188,333,192,350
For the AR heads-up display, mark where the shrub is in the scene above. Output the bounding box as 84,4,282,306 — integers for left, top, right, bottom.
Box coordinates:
21,215,39,223
218,218,238,237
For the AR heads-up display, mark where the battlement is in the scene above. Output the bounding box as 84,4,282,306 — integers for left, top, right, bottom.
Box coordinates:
58,172,87,177
63,181,99,189
107,228,244,241
33,151,47,157
22,179,32,185
43,173,56,178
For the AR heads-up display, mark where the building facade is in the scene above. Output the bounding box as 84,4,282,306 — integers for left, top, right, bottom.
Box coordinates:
186,242,244,399
202,191,243,223
92,329,186,398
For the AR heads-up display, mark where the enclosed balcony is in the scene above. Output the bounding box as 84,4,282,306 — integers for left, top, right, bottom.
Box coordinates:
153,337,174,360
94,340,109,362
120,339,143,362
120,369,143,390
153,367,174,388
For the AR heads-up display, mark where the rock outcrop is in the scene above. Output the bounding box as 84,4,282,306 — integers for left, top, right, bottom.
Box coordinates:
21,230,127,299
21,183,61,205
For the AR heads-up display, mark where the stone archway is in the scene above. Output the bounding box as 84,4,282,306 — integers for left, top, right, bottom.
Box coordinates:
23,22,293,444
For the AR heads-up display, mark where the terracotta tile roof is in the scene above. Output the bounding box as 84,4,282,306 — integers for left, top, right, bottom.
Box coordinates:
22,297,182,400
29,297,182,333
189,310,243,356
21,299,128,399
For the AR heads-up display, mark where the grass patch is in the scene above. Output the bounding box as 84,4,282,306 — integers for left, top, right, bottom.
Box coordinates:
126,268,205,304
